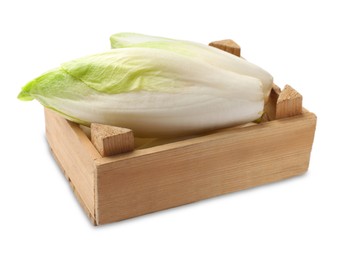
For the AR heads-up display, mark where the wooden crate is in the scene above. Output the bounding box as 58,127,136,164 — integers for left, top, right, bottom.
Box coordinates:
45,40,317,225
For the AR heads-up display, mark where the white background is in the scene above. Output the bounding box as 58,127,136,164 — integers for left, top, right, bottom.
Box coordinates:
1,0,353,259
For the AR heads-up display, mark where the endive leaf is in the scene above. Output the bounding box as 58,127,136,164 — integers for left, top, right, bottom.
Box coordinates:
18,47,264,137
110,32,274,99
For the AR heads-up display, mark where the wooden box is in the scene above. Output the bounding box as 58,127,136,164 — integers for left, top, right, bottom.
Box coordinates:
45,40,317,225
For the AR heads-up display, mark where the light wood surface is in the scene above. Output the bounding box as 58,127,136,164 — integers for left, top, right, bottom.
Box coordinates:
276,85,303,119
91,123,134,157
209,39,241,56
94,111,316,224
45,109,101,224
45,106,316,225
262,84,281,122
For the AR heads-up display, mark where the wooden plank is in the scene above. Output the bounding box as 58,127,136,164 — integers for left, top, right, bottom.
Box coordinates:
276,85,303,119
209,39,241,56
95,111,317,224
45,109,100,223
91,123,134,157
262,84,281,122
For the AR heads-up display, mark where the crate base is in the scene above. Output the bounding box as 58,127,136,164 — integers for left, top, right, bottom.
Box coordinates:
45,108,316,225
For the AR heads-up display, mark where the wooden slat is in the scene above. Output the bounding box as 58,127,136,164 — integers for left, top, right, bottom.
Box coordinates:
276,85,303,119
45,109,101,223
262,84,281,122
95,111,317,224
91,123,134,157
209,39,241,56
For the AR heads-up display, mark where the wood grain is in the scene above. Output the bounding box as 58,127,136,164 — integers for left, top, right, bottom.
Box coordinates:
276,85,303,119
95,112,316,224
91,123,134,157
45,109,101,224
209,39,241,56
262,84,281,122
45,105,316,225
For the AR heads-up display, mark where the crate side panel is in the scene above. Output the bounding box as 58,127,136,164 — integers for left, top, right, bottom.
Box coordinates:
96,112,316,224
45,109,97,221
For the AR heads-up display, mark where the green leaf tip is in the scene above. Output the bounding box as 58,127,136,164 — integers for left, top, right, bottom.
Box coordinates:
17,81,35,101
